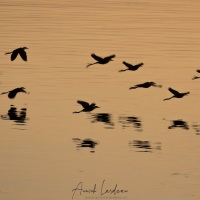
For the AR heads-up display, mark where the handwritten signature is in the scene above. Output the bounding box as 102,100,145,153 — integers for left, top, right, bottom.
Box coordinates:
72,179,128,199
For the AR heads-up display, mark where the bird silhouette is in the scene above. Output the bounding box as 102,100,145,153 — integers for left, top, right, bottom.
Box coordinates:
129,82,161,89
163,88,189,101
196,69,200,73
73,100,100,113
86,53,115,68
5,47,28,61
1,87,27,99
119,62,143,72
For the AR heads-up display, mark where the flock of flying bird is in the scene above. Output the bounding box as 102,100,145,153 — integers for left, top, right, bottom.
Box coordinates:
1,47,28,99
0,49,198,114
73,53,195,113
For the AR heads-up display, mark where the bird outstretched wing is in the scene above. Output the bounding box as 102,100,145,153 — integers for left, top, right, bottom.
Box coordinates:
91,54,103,62
122,61,133,69
105,54,115,60
19,50,27,61
133,62,143,68
123,62,143,69
168,88,180,95
11,50,18,61
77,100,90,108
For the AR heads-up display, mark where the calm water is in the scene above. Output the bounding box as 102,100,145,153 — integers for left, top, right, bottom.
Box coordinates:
0,0,200,199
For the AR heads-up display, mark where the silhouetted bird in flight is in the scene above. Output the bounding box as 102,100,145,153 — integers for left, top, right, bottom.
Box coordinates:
196,69,200,73
86,53,115,68
73,100,100,113
163,88,189,101
129,82,161,89
119,62,143,72
5,47,28,61
1,87,27,99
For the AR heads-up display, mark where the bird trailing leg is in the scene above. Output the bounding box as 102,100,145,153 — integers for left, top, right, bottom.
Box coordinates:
129,86,138,89
86,62,98,68
73,110,82,114
5,52,12,55
163,96,174,101
118,69,128,72
0,91,9,95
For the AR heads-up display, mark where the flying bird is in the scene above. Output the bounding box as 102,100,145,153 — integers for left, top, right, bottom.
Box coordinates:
1,87,28,99
163,88,189,101
5,47,28,61
86,53,115,68
129,82,161,89
196,69,200,73
73,100,100,113
119,62,143,72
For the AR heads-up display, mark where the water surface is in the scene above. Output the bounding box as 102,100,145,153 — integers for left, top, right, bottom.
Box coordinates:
0,0,200,199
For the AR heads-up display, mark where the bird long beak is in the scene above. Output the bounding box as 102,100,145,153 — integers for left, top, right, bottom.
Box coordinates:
154,84,162,88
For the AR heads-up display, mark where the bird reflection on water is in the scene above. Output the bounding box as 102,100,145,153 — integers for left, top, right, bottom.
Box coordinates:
89,113,114,129
72,138,99,153
192,123,200,135
1,105,28,125
164,119,189,130
129,140,161,152
119,115,142,132
129,140,152,152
